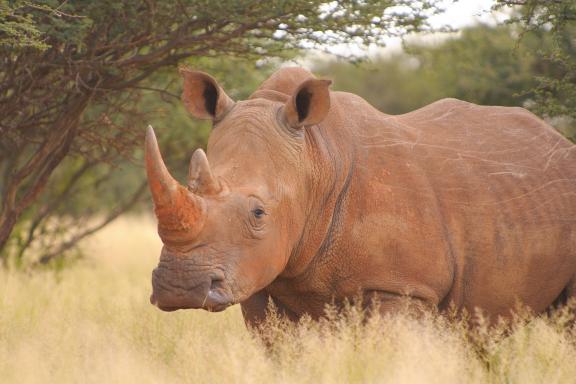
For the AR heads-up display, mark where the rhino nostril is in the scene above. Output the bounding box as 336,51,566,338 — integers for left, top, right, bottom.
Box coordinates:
210,277,224,291
205,279,231,311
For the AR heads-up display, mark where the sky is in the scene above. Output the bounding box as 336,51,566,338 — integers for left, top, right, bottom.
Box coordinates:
314,0,507,59
429,0,501,29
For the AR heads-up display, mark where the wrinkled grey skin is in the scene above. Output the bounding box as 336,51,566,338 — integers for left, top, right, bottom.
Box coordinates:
146,67,576,327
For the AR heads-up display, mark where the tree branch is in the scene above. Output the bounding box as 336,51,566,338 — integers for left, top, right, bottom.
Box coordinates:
36,181,148,265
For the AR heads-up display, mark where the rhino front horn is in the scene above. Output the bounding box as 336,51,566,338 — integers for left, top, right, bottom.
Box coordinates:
145,125,180,207
188,148,221,195
145,125,205,243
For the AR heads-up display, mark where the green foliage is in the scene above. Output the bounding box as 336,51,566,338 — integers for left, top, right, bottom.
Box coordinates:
1,0,441,264
316,22,575,142
495,0,576,141
317,25,541,113
405,26,541,108
0,0,48,49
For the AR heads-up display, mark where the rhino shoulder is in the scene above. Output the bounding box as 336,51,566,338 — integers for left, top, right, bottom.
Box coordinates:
331,91,390,116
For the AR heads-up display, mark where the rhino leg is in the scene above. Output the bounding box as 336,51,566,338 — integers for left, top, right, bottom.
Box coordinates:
240,290,299,328
565,276,576,308
555,277,576,328
546,276,576,318
363,290,437,318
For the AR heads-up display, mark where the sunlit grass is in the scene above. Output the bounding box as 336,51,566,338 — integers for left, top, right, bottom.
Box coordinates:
0,216,575,383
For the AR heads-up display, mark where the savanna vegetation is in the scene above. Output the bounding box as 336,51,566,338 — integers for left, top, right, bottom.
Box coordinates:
1,217,575,384
1,0,576,383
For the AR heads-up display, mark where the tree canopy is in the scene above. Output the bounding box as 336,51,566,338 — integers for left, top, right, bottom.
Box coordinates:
495,0,576,137
317,11,575,141
0,0,441,265
2,0,574,267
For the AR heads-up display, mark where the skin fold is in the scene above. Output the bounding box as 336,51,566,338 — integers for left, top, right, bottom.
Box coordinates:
145,67,576,327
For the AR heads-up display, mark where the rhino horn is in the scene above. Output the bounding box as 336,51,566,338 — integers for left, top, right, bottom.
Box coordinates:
145,125,205,243
188,148,220,195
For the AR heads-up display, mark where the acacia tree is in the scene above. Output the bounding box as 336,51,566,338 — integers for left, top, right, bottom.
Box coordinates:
494,0,576,140
0,0,442,264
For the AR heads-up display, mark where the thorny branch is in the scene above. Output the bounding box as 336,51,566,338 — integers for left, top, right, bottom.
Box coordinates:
0,0,440,264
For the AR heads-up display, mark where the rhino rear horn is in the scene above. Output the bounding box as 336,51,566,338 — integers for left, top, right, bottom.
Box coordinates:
145,125,205,243
188,148,221,195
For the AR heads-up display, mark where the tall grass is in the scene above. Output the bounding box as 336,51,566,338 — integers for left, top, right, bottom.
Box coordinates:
0,216,575,383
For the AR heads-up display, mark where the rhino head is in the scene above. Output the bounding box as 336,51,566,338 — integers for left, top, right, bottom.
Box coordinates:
146,68,331,312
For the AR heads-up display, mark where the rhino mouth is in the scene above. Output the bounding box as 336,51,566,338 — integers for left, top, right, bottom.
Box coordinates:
150,293,232,312
150,274,234,312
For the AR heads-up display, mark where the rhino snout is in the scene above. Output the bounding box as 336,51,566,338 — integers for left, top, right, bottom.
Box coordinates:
150,262,233,312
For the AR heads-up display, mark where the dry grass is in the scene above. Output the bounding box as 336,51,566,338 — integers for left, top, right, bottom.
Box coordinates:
1,216,575,383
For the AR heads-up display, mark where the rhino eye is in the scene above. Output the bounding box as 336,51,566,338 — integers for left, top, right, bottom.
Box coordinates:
252,208,266,219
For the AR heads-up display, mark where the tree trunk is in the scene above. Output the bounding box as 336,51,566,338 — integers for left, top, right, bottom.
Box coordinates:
0,95,90,258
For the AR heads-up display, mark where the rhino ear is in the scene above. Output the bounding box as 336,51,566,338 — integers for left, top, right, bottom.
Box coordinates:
284,79,332,128
180,68,235,121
